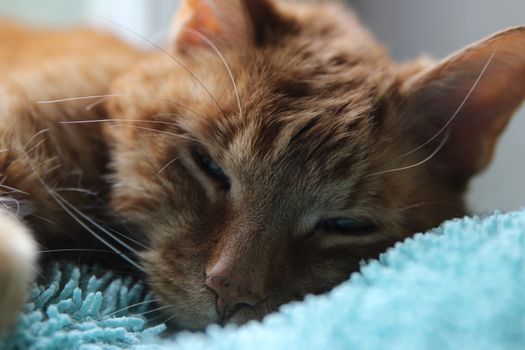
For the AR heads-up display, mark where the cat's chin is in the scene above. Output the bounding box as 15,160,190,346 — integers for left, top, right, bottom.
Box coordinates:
163,308,221,332
161,300,270,331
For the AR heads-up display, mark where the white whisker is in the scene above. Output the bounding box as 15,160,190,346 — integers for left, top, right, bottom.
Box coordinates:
60,118,179,127
134,305,173,317
39,93,187,112
399,47,497,159
85,96,112,111
54,187,99,196
26,139,47,155
160,313,178,325
19,150,144,271
158,157,179,174
0,184,29,196
186,28,243,118
23,128,50,150
38,94,129,104
53,0,225,115
149,27,171,46
106,298,162,317
55,198,141,256
51,193,145,272
33,215,56,225
0,196,21,216
368,130,450,177
111,125,201,144
395,200,463,212
103,225,151,251
38,248,125,255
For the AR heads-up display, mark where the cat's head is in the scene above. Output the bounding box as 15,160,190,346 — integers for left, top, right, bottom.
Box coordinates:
106,0,525,330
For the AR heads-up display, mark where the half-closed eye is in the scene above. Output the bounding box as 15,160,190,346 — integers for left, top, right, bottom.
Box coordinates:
315,217,376,235
193,150,231,191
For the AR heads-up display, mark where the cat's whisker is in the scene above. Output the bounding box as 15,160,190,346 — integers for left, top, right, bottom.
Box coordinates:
185,28,243,119
152,113,181,118
102,225,151,251
38,248,126,255
395,200,464,212
20,153,144,271
38,94,129,104
33,214,56,225
61,118,180,127
37,93,183,111
23,128,50,150
0,184,29,196
106,298,162,317
158,312,178,326
63,116,209,145
152,112,213,127
51,193,145,272
85,96,111,111
133,305,173,317
55,199,142,257
149,27,171,46
112,125,201,144
25,139,47,155
158,157,179,174
30,263,49,284
53,0,225,116
367,129,450,177
54,187,99,196
0,196,21,216
397,48,497,160
0,191,19,196
145,304,180,324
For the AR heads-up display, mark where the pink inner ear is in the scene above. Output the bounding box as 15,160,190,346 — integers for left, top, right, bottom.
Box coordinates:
170,0,251,53
171,0,223,50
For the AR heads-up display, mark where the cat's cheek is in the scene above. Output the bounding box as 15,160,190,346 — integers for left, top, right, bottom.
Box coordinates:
139,249,220,330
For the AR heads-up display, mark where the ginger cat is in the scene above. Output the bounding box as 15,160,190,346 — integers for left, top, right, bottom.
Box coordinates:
0,0,524,331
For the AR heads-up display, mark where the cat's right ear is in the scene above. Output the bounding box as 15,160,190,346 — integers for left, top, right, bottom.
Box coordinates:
397,27,525,184
169,0,293,53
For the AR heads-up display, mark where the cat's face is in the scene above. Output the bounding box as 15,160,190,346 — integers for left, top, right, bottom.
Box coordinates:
106,0,525,330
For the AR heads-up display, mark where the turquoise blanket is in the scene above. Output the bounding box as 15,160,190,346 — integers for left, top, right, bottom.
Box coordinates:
1,209,524,349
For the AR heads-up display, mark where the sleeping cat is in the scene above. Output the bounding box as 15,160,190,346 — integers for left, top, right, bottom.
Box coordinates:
0,0,524,331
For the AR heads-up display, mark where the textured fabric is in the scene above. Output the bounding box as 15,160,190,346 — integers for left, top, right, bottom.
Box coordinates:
1,209,524,350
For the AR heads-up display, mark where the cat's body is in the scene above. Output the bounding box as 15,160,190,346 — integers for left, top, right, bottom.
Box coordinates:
1,0,524,331
0,22,144,328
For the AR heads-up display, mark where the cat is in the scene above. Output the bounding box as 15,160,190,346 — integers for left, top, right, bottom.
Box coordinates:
0,0,524,331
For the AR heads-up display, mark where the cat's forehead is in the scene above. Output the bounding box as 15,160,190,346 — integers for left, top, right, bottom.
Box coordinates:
188,84,376,196
169,37,392,184
220,52,384,151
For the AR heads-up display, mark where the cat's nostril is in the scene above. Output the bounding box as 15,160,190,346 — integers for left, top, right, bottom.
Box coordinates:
205,274,264,320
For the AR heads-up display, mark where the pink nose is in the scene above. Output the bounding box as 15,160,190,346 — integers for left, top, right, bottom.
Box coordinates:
205,263,265,320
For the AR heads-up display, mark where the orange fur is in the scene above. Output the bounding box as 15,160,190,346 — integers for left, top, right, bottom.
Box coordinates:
0,0,524,331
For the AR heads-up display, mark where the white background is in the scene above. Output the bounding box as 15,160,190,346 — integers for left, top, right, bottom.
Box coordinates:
1,0,523,214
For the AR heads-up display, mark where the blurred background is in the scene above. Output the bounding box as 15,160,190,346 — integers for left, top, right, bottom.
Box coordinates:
1,0,524,214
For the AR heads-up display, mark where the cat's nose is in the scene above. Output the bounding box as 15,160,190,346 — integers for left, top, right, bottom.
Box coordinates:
205,262,266,319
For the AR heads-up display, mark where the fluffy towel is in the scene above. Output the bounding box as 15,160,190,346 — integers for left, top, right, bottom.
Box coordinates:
1,209,524,349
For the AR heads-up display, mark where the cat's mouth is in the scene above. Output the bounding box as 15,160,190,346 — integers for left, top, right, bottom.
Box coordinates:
216,297,273,326
209,287,266,325
216,300,249,325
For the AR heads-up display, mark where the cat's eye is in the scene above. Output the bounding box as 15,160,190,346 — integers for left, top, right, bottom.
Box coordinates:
194,151,230,190
315,217,376,234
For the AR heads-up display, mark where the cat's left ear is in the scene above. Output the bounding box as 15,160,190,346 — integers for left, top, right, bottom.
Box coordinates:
170,0,293,53
399,27,525,181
